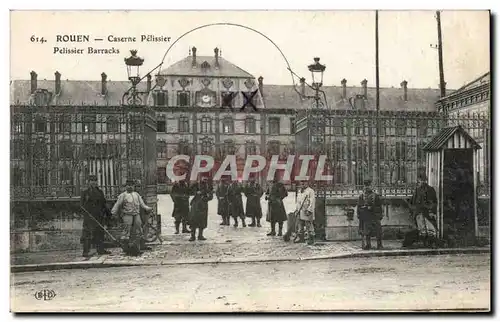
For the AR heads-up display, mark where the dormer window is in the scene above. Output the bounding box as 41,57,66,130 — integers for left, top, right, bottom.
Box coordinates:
201,61,211,69
32,89,52,106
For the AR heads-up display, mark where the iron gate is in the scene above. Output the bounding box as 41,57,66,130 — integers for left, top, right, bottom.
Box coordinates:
10,104,159,250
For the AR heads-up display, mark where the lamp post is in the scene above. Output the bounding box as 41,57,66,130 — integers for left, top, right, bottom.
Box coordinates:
307,57,326,109
123,49,146,105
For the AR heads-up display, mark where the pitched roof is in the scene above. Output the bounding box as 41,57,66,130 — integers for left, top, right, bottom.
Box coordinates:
438,71,490,102
262,84,448,111
10,79,149,106
423,125,482,151
159,56,255,79
10,78,445,111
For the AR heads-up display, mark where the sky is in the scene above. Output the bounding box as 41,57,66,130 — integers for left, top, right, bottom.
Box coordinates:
10,10,490,90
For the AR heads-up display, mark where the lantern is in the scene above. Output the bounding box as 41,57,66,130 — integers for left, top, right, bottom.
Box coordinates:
124,50,144,85
307,57,326,89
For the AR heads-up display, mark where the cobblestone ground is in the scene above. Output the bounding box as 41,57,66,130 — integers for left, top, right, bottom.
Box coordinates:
17,193,403,265
10,254,491,312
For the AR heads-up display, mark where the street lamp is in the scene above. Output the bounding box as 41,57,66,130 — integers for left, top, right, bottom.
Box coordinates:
125,49,144,85
307,57,326,90
123,49,148,105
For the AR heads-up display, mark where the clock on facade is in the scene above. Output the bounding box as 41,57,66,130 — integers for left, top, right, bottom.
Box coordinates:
197,91,216,108
202,95,211,104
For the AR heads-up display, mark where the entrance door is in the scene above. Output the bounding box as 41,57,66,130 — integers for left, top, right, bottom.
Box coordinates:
442,149,475,246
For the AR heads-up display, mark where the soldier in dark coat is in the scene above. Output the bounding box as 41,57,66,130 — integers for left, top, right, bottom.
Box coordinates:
244,176,264,227
227,180,246,227
171,179,191,234
80,175,111,257
216,177,231,226
265,176,288,236
188,176,213,241
357,180,383,250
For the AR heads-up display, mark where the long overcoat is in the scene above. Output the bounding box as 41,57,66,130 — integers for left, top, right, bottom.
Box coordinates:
244,182,264,219
357,189,383,237
80,187,109,245
266,182,288,223
171,182,190,223
227,182,245,219
216,183,230,217
188,182,213,229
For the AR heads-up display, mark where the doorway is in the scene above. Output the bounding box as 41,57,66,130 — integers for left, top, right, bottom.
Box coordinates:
442,149,476,246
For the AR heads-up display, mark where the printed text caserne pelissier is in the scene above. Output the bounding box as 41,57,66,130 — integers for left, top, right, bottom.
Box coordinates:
52,34,171,55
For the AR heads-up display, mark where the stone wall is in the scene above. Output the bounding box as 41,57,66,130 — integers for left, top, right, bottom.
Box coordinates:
323,196,491,241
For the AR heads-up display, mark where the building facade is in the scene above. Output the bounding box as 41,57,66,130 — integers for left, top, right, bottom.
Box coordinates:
11,46,460,195
435,72,490,194
10,47,491,245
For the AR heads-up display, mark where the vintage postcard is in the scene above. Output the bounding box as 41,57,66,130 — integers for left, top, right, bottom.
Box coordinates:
9,10,491,312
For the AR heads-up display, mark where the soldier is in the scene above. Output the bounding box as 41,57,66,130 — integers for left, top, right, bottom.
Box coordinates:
227,179,246,227
111,179,153,256
216,176,231,226
244,175,264,227
265,174,288,236
188,176,213,241
357,180,383,250
171,179,191,234
404,173,438,247
295,181,316,245
80,175,111,257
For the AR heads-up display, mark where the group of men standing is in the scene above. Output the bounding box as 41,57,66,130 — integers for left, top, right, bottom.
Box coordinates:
216,176,266,228
170,175,296,239
80,171,440,257
170,176,214,241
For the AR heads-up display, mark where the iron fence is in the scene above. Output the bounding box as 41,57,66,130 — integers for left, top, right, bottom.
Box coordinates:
10,105,157,201
295,109,490,198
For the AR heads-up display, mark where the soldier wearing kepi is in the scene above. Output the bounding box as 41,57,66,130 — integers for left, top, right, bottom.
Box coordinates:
80,175,111,257
188,176,213,241
357,179,384,250
244,175,264,227
227,179,246,227
111,179,153,255
216,176,231,226
171,179,191,234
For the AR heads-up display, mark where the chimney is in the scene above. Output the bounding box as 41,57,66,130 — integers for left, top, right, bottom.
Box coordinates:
192,46,197,67
361,79,368,98
300,77,306,97
101,72,107,95
341,78,347,99
258,76,263,96
30,71,37,94
214,47,219,67
55,71,61,94
146,74,152,92
400,80,408,101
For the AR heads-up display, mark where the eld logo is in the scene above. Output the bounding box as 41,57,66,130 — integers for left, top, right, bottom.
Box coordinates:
34,289,57,301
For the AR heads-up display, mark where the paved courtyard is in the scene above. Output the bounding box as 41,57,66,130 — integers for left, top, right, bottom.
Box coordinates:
11,193,488,267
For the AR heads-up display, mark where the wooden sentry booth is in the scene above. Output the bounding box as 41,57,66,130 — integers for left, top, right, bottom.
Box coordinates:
423,125,481,246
